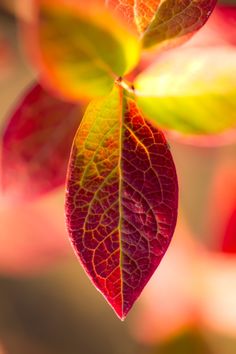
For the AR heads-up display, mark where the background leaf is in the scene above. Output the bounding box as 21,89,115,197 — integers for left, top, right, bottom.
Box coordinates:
1,83,83,202
21,0,140,101
65,84,178,319
107,0,216,50
142,0,217,49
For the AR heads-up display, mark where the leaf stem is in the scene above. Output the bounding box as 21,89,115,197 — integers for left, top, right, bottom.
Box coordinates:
115,77,135,95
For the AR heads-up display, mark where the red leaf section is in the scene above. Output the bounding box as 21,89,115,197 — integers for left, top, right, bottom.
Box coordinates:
65,87,178,319
208,161,236,254
223,208,236,254
120,98,178,317
1,83,83,202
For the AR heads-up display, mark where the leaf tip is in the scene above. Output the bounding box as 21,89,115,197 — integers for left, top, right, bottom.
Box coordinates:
116,311,126,322
112,306,129,321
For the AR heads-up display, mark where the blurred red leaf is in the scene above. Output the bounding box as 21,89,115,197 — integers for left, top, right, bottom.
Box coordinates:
223,208,236,254
1,83,84,202
207,160,236,253
66,85,178,319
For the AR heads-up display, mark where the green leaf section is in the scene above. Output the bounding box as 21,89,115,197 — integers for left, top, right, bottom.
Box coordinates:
137,93,236,135
135,47,236,135
37,2,140,100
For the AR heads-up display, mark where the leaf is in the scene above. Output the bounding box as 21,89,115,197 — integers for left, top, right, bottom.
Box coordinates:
141,0,217,49
135,0,161,32
107,0,216,50
1,83,83,201
184,5,236,48
65,84,178,319
135,46,236,135
223,208,236,254
21,0,140,101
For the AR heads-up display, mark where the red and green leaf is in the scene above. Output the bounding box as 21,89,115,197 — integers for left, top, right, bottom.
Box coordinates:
21,0,140,101
1,83,83,201
141,0,217,49
65,84,178,319
107,0,216,49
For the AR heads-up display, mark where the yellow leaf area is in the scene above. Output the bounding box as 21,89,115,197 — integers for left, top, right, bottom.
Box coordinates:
65,85,178,318
135,46,236,134
34,0,140,100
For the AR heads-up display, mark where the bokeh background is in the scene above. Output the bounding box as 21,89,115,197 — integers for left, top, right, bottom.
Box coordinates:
0,1,236,353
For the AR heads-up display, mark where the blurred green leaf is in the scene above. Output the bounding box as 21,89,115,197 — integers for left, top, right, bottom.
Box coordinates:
135,46,236,135
23,0,140,101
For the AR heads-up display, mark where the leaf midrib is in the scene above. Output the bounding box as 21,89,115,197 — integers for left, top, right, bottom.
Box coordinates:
118,87,125,318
